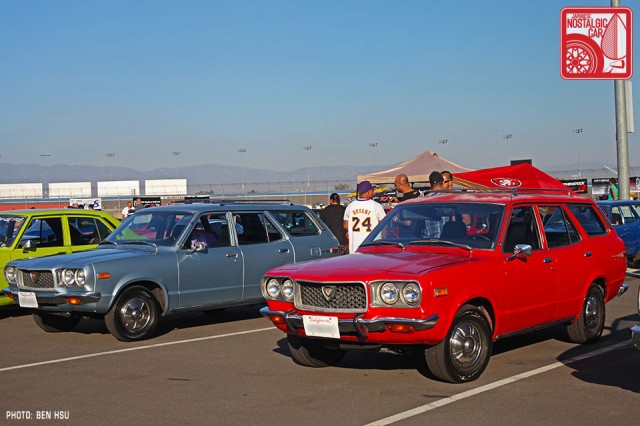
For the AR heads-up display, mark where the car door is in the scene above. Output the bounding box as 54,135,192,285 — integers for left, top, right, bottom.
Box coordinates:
233,211,294,300
611,204,640,258
176,212,243,308
267,210,333,260
502,205,557,332
12,216,72,261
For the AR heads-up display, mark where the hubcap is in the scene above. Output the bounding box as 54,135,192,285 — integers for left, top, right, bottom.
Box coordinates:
119,297,151,333
584,295,600,333
450,322,483,369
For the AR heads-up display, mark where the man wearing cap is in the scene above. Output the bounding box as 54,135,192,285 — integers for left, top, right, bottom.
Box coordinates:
320,193,347,252
343,180,386,253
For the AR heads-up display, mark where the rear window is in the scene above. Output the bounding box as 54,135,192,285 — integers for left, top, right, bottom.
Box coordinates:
566,204,607,236
269,210,320,237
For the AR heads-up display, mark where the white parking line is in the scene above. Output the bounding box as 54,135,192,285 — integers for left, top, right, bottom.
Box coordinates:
0,327,274,373
365,340,631,426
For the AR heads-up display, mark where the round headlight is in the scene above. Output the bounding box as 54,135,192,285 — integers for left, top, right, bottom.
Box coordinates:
5,266,17,283
75,269,86,286
282,279,294,300
63,269,75,286
402,283,421,305
266,279,281,299
380,282,399,305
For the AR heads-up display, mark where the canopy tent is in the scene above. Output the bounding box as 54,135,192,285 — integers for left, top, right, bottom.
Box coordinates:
453,163,576,194
357,151,474,184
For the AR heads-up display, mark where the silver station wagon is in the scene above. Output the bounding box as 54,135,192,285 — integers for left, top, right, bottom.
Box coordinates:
3,201,339,341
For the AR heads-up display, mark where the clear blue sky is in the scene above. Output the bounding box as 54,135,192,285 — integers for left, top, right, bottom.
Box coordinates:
1,0,636,171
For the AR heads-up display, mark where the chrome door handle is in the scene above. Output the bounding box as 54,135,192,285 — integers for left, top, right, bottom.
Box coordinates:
278,248,290,253
543,258,553,263
584,252,592,257
226,252,238,258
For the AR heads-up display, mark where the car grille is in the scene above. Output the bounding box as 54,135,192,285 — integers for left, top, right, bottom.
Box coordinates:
296,281,367,312
18,270,55,289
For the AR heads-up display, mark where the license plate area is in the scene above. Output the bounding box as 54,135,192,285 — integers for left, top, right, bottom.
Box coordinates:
302,315,340,339
18,291,39,308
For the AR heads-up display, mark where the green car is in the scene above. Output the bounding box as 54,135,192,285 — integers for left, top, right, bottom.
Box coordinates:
0,209,119,306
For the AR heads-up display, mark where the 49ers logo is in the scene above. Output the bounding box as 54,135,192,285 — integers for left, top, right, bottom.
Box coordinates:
491,178,521,188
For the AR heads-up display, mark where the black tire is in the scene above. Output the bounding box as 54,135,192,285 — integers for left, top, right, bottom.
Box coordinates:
567,284,605,344
425,305,492,383
105,286,160,342
32,312,80,333
287,334,346,367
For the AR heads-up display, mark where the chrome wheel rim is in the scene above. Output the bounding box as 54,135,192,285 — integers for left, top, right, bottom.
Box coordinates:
119,297,151,333
449,322,483,371
584,295,601,333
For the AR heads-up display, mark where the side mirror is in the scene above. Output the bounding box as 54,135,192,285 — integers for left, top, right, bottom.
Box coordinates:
187,241,207,254
507,244,532,261
21,239,38,252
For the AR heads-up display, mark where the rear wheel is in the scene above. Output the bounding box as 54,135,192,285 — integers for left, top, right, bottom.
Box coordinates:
425,305,492,383
105,286,160,342
287,335,346,367
567,284,605,344
32,312,80,333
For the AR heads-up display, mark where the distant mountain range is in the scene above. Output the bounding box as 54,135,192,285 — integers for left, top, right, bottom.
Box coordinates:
0,162,383,185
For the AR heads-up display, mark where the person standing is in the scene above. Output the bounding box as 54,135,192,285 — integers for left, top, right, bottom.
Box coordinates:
441,170,454,190
429,171,445,191
608,178,619,200
320,193,347,252
343,181,386,253
393,174,421,203
121,201,134,219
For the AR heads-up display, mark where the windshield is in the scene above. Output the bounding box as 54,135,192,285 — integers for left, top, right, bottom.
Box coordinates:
362,202,505,250
0,215,27,248
106,211,194,247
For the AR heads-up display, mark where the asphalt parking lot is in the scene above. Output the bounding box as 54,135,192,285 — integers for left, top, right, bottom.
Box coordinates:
1,274,639,426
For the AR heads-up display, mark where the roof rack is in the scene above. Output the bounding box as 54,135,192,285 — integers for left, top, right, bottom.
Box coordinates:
427,188,574,197
211,199,295,206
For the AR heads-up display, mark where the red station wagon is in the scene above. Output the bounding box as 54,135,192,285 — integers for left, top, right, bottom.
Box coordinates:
261,189,629,383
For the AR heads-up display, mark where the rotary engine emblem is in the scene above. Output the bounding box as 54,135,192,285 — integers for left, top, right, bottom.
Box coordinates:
491,178,522,188
30,272,39,283
321,286,337,302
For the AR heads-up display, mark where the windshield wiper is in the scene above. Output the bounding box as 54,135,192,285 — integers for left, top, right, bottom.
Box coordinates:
408,239,472,251
98,240,118,247
359,240,405,249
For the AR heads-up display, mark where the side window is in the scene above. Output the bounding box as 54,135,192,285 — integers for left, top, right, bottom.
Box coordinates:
23,218,64,248
234,213,283,245
96,220,113,241
620,205,637,224
503,206,541,253
270,210,320,237
68,217,100,245
566,204,607,236
610,206,623,225
205,214,231,247
538,206,581,248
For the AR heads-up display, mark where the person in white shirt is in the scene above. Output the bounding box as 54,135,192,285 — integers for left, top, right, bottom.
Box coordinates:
343,180,386,253
121,201,134,219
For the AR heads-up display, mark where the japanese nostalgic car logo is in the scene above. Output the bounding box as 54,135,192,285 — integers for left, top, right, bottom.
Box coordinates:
321,286,337,302
30,272,39,283
491,178,522,188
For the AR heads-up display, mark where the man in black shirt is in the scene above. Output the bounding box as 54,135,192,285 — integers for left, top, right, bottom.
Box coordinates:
393,174,420,202
319,193,347,252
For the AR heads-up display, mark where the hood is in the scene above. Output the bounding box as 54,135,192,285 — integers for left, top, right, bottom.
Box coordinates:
269,249,470,280
8,247,153,269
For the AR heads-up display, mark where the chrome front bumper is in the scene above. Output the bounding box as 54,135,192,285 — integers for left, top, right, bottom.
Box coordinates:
2,288,101,305
260,307,438,340
631,325,640,351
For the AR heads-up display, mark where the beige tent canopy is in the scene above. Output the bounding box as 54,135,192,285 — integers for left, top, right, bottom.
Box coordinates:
357,151,474,184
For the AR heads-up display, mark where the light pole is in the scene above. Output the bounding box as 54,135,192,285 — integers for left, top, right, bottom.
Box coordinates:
304,145,312,205
40,154,51,198
438,139,448,149
502,134,512,164
238,148,247,193
106,153,115,181
573,128,583,177
368,142,378,166
171,151,181,179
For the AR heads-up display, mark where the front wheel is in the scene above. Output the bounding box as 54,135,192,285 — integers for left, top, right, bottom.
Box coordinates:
32,312,80,333
105,286,160,342
287,335,346,367
566,284,605,344
425,305,492,383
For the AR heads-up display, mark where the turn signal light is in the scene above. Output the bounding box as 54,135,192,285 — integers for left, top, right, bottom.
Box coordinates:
6,293,16,301
434,288,449,297
65,297,82,305
269,314,285,324
97,272,111,280
388,324,413,333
